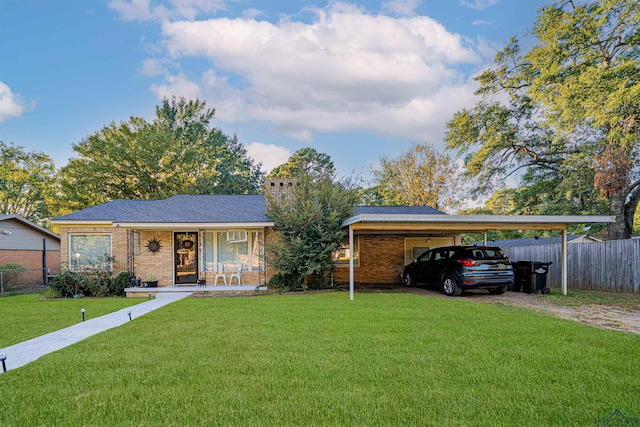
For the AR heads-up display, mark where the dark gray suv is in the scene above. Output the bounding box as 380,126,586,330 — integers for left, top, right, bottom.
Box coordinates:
403,246,514,296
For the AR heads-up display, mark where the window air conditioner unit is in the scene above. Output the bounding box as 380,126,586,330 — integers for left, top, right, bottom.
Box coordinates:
227,230,247,243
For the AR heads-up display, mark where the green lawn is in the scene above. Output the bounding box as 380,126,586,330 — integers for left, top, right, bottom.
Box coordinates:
0,294,144,347
1,292,638,426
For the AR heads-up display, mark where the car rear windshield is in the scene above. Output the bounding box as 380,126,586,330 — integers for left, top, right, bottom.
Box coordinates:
461,248,508,260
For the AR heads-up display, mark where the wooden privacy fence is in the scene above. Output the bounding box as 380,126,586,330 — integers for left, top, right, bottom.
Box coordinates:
501,239,640,293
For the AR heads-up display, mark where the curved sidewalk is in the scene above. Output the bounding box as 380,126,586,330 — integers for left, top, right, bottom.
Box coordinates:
0,292,192,372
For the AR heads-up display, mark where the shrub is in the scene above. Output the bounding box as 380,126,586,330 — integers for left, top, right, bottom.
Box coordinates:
111,272,130,297
49,270,89,298
0,263,26,291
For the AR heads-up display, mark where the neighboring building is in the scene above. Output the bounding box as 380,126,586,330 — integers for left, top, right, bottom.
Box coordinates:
0,214,61,286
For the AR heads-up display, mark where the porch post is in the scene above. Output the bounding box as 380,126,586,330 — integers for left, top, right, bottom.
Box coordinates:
349,225,354,301
483,231,487,246
561,228,568,295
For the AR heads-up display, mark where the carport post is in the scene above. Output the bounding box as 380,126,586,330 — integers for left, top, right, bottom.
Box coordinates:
349,225,354,300
561,228,568,295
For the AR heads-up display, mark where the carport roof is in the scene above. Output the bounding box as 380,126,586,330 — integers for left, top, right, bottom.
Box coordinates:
342,214,615,232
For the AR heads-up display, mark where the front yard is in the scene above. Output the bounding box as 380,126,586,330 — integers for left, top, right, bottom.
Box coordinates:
1,292,639,426
0,294,144,347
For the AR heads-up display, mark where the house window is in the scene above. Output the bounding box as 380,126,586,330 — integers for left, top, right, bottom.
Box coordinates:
334,236,359,268
69,234,112,271
203,230,263,271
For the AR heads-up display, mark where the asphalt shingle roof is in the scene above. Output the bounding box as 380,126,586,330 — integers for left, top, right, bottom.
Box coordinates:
55,197,447,224
54,195,272,223
353,205,446,215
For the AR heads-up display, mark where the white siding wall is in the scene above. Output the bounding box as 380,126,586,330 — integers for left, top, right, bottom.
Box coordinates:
0,219,61,251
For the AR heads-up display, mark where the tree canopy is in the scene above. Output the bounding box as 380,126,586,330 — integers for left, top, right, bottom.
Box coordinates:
366,142,463,212
0,142,56,224
58,97,263,212
266,173,360,290
446,0,640,239
267,147,335,181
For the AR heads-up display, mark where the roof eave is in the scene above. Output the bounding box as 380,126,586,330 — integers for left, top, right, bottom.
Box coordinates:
342,214,616,228
112,222,275,229
2,214,61,240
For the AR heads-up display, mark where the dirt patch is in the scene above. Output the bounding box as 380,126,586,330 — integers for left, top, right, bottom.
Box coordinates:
398,286,640,335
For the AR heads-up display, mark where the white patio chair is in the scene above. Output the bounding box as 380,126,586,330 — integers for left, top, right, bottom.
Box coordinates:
226,263,244,285
213,263,227,286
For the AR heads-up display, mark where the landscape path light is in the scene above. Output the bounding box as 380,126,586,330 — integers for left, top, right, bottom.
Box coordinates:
0,353,6,372
81,308,86,322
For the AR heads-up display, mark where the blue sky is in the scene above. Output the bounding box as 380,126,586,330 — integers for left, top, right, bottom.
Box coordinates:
0,0,548,185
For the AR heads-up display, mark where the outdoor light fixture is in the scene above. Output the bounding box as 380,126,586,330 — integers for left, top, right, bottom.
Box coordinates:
0,353,7,373
81,308,86,322
128,311,132,321
1,230,12,235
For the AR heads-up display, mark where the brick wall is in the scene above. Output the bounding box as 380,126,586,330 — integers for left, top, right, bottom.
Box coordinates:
333,234,407,286
59,225,129,274
0,249,61,285
134,230,174,286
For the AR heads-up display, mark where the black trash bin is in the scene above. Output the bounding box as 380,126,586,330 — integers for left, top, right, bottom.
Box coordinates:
513,261,552,294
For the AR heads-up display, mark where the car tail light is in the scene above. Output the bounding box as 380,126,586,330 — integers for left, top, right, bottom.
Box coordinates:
457,259,476,267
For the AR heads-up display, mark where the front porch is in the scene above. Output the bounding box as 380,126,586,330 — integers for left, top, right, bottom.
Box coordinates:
125,283,269,298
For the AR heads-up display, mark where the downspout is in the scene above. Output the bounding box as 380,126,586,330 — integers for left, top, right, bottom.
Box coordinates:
42,238,47,285
349,225,354,301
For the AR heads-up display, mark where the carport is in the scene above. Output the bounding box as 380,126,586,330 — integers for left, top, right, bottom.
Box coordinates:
342,214,615,299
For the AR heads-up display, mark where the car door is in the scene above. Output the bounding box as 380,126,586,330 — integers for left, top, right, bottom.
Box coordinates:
411,249,434,284
426,248,451,285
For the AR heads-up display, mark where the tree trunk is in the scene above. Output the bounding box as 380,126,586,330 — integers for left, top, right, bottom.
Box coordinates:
607,190,636,240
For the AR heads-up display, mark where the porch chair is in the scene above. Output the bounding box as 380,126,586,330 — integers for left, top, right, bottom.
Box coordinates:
225,263,244,285
213,263,227,286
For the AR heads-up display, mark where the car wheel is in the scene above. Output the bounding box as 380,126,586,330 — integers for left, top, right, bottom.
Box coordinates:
442,276,462,296
489,286,507,295
404,274,414,287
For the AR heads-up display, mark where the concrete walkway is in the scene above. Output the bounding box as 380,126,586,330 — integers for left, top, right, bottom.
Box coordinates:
0,292,192,372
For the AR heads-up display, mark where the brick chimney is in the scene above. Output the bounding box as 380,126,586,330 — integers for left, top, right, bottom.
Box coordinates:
264,178,300,204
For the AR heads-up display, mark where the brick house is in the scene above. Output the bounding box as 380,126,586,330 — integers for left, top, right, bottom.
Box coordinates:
51,179,614,296
51,179,462,292
0,214,61,287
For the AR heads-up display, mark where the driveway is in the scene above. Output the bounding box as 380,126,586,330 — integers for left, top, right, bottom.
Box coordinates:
397,286,640,335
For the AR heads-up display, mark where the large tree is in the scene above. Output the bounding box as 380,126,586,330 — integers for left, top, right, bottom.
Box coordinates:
446,0,639,239
267,147,335,181
266,173,360,290
58,97,263,212
366,142,463,212
0,142,57,224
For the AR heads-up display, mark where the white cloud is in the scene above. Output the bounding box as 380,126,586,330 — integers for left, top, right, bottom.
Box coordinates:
0,81,30,122
150,72,202,99
459,0,498,11
109,0,229,21
245,142,291,173
154,2,481,142
382,0,421,16
472,19,495,26
139,58,166,76
242,8,263,20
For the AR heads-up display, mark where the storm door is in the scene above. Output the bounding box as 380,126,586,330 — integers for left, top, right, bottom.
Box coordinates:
174,232,198,284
